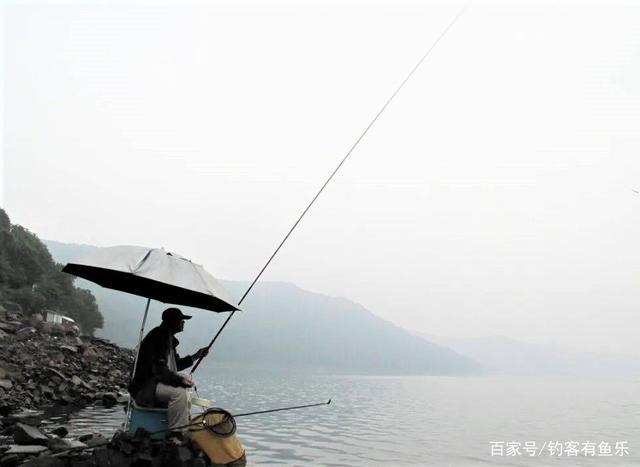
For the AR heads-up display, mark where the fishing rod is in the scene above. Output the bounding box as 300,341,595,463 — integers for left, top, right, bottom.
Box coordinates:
191,4,468,375
234,399,331,418
146,400,332,437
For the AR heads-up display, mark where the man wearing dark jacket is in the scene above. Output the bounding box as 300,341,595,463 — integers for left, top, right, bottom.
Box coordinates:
129,307,208,431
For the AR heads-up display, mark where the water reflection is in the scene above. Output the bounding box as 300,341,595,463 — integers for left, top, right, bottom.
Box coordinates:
40,403,127,436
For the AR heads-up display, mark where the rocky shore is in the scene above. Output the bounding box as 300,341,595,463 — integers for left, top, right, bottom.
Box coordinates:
0,315,133,414
0,421,217,467
0,314,231,466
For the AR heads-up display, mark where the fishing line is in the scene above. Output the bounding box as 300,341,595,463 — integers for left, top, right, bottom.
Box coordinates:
191,3,469,375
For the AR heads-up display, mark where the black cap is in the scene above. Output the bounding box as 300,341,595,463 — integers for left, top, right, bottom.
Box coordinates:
162,307,192,323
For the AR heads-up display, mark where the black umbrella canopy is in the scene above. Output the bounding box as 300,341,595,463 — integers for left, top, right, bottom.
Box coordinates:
62,245,239,313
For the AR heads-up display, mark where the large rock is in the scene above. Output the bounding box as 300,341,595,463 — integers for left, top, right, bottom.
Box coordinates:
101,393,118,408
13,423,49,446
46,437,88,452
71,376,83,387
50,426,69,438
78,433,107,448
5,444,48,454
82,347,99,362
115,392,129,404
50,351,66,363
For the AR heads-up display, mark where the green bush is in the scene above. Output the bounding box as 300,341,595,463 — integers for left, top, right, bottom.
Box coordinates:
0,208,103,334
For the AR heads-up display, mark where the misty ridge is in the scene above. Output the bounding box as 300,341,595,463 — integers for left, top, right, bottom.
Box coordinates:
422,334,640,378
46,240,640,377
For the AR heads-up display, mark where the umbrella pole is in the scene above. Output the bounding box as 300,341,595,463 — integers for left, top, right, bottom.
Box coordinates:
124,297,152,431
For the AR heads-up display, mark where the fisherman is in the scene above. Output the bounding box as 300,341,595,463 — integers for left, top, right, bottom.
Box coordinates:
128,307,209,432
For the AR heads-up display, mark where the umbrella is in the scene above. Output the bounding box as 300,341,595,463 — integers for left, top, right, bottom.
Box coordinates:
62,245,239,312
62,245,239,428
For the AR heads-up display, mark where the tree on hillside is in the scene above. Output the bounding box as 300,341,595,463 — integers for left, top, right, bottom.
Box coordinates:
0,210,9,232
0,208,103,334
4,225,56,287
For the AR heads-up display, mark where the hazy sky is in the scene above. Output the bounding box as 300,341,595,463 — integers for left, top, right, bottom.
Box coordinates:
2,0,640,356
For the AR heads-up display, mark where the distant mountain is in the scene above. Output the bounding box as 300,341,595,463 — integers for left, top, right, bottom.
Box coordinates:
46,241,100,267
420,333,640,377
45,240,480,375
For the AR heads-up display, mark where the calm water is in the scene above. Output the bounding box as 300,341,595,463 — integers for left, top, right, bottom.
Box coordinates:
50,369,640,466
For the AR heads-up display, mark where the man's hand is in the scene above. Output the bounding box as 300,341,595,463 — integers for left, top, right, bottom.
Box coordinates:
181,377,194,388
192,347,209,361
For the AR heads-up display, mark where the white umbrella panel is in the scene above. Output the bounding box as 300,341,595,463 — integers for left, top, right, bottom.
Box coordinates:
62,245,239,312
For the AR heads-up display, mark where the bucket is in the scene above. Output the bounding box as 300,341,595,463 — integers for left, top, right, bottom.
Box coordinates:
128,402,169,439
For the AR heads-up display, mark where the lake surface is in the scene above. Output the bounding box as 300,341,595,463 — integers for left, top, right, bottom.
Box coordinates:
54,369,640,466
